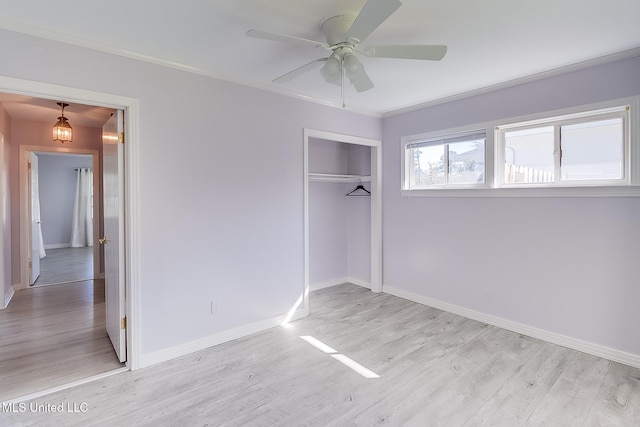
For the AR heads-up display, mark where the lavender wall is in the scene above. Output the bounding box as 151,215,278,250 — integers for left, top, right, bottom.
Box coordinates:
37,153,92,248
0,29,381,358
309,181,348,287
345,144,371,285
308,140,351,288
345,189,371,284
308,140,372,288
382,54,640,357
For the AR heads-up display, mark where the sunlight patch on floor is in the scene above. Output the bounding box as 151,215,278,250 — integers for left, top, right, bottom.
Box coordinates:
300,335,380,379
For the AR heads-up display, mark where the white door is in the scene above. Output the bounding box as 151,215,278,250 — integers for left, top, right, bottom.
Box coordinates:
0,134,6,294
102,111,126,362
29,153,42,284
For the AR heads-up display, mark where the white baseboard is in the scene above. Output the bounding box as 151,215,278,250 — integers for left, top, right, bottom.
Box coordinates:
139,312,304,369
2,287,15,309
142,280,376,367
44,243,70,249
310,277,349,291
310,277,372,291
348,277,372,290
384,285,640,369
4,367,128,405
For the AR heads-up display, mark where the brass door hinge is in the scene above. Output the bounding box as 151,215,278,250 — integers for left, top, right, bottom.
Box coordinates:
28,261,32,268
118,132,125,144
121,316,127,329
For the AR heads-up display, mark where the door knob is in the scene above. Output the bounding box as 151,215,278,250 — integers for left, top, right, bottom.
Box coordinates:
99,237,109,244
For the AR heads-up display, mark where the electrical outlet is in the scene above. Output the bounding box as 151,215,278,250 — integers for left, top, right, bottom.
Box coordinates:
210,300,221,315
483,290,493,302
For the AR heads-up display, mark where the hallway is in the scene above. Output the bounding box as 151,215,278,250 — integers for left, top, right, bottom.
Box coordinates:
33,246,94,287
0,280,124,402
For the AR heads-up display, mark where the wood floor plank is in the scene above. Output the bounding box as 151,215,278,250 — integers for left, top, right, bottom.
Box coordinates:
1,283,638,426
462,343,577,426
33,247,94,287
583,362,640,427
0,280,123,402
523,351,612,426
344,327,520,426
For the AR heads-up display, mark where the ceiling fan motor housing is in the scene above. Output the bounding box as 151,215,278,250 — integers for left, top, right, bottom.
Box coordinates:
321,14,357,46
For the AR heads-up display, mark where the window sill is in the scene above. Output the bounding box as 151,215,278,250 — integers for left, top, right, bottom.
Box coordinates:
401,185,640,198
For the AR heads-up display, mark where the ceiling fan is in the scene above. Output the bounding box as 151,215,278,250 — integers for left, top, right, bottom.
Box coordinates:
246,0,447,94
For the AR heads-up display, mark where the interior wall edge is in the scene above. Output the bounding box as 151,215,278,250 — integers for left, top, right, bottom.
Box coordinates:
309,277,372,292
347,278,372,290
310,277,350,292
2,286,14,309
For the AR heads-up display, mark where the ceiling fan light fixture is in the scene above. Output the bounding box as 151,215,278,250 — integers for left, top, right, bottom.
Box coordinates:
52,102,73,143
343,53,363,78
342,52,373,92
320,54,342,84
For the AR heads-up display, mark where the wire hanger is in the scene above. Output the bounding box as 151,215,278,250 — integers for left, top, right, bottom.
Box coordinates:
346,185,371,197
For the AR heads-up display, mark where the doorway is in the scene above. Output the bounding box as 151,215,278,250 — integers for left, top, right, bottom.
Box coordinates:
0,76,141,399
28,151,99,287
303,128,382,315
0,118,122,402
19,146,101,289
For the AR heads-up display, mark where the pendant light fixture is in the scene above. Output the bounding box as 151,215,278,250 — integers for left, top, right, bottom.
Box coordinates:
52,102,73,143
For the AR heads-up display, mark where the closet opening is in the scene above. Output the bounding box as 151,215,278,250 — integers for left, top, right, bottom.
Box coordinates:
302,128,382,316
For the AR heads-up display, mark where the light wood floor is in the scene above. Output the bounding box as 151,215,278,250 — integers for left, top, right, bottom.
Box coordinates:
0,280,124,403
2,283,639,426
34,247,94,287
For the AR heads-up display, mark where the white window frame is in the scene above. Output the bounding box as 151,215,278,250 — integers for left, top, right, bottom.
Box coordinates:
495,106,629,188
403,129,488,190
400,96,640,198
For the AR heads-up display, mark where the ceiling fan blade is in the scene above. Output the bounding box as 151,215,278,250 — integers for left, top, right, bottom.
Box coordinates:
349,66,375,93
363,44,448,61
246,29,329,50
347,0,402,44
273,58,327,83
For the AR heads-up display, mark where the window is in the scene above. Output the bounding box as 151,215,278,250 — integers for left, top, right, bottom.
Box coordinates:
401,97,639,196
404,131,486,189
497,106,628,187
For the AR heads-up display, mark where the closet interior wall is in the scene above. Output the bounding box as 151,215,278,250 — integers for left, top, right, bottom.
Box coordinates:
308,137,371,290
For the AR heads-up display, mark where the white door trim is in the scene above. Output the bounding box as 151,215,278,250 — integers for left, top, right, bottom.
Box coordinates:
303,128,383,316
0,75,141,370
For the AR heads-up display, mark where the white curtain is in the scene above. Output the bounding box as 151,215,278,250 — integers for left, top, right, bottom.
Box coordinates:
70,168,94,247
31,153,46,258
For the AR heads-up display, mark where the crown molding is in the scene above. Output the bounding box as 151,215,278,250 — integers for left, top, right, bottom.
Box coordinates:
382,47,640,118
0,19,382,118
1,17,637,121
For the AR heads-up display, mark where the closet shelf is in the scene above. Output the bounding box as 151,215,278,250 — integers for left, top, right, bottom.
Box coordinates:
308,173,371,183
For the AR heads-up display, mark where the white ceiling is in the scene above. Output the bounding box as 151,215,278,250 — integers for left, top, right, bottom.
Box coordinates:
0,93,115,128
0,0,639,116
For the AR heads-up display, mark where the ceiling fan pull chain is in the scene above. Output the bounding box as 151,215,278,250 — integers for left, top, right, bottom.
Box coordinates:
341,51,346,108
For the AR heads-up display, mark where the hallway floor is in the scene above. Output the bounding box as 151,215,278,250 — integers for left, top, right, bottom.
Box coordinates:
0,280,124,402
